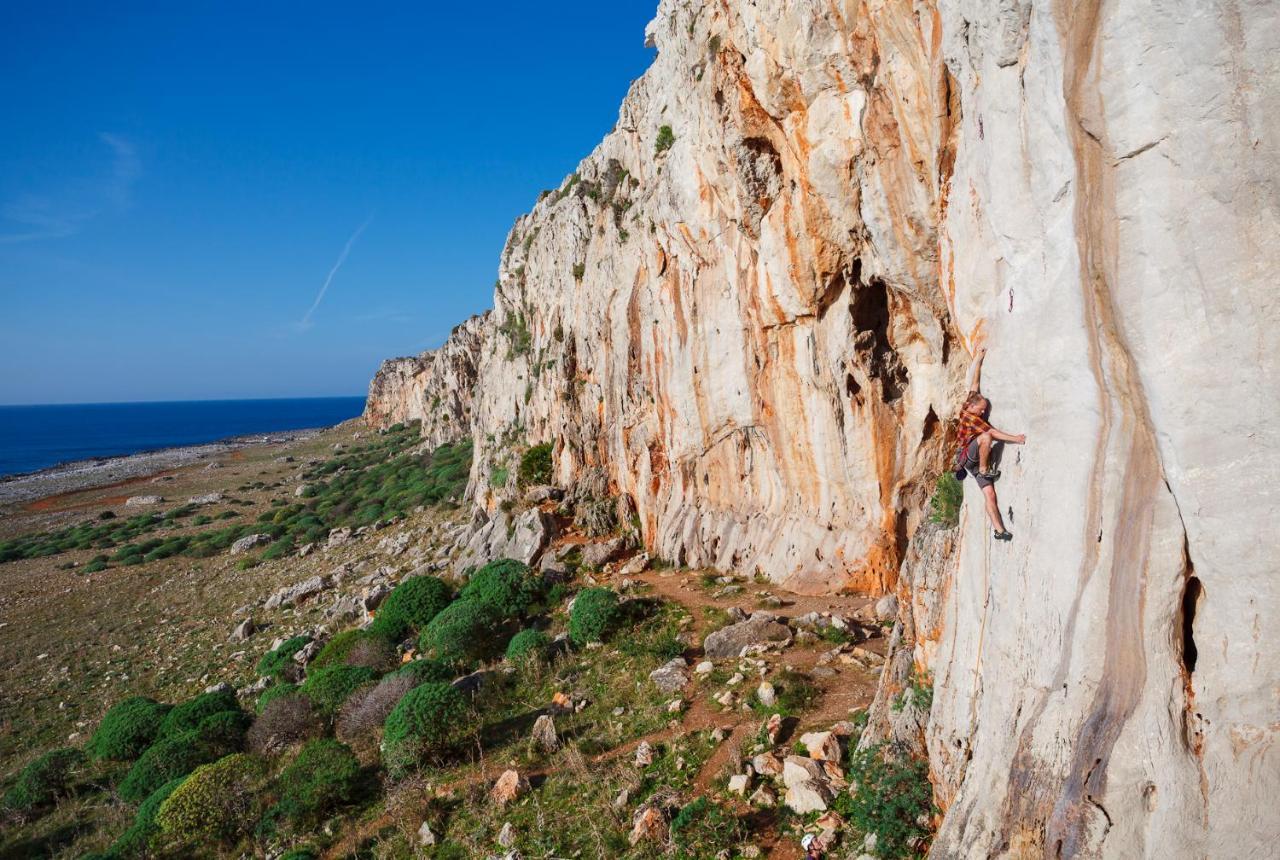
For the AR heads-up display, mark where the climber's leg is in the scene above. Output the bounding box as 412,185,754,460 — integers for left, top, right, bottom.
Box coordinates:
977,431,993,473
981,484,1008,535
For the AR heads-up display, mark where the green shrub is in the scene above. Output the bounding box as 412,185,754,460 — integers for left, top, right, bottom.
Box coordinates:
832,743,934,859
110,776,186,856
89,696,172,761
382,683,468,775
118,714,242,803
368,576,453,642
270,739,361,825
279,850,319,860
569,588,621,645
393,659,455,685
257,636,310,680
459,558,543,620
929,472,963,527
256,682,301,713
419,599,500,669
2,747,85,812
517,442,553,486
571,262,586,281
195,710,252,749
505,628,550,662
300,665,377,715
655,124,676,154
310,629,370,670
154,753,266,844
157,690,239,739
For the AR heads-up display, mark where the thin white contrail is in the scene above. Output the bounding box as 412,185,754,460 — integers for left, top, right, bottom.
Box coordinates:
300,215,373,328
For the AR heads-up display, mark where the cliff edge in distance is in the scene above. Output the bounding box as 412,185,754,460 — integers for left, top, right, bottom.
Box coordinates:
366,1,1279,857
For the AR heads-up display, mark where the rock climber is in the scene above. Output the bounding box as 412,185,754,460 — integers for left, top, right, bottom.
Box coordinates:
956,346,1026,541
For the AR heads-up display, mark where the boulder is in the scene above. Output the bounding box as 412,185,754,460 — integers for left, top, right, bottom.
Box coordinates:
629,806,665,845
490,769,529,805
752,753,784,777
524,484,562,504
702,614,791,659
782,756,825,788
648,658,690,695
229,617,256,643
125,495,163,506
326,527,352,548
230,533,273,555
497,822,516,848
634,741,654,767
756,681,777,707
531,714,559,752
749,785,778,807
264,575,331,610
874,594,898,621
617,553,649,576
784,779,832,814
728,773,751,795
800,731,842,762
187,492,223,505
580,537,625,570
506,509,551,564
418,821,437,846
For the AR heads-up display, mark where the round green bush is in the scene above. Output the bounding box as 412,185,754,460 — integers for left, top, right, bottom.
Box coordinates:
279,850,318,860
110,776,186,856
157,690,239,739
368,576,453,642
256,636,310,680
459,558,542,619
418,599,499,669
300,665,377,715
196,710,252,748
505,628,551,662
382,682,468,775
270,739,361,825
256,681,301,713
89,696,172,761
118,720,237,803
393,658,454,685
2,747,85,812
309,629,369,670
569,587,621,645
154,753,266,844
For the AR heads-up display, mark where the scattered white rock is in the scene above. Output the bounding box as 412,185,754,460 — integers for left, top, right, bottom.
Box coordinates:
532,714,559,752
649,658,690,694
634,741,654,767
229,617,255,643
230,533,273,555
728,773,752,795
125,495,164,506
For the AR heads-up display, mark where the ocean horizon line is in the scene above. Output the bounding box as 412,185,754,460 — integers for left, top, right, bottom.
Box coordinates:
0,394,366,409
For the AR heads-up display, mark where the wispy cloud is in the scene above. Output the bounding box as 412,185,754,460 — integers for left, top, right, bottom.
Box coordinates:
297,216,374,330
0,132,141,244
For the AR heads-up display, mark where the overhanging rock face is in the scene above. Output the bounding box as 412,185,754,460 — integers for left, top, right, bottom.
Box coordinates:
364,1,1280,854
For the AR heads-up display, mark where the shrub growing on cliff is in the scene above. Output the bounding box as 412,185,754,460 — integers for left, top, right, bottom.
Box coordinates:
833,743,934,859
655,125,675,154
460,558,543,619
929,472,963,528
569,588,622,645
382,682,468,775
368,575,453,642
89,696,172,761
268,739,361,826
300,665,378,715
419,598,500,669
518,442,554,487
154,753,267,845
248,693,322,755
2,747,85,813
119,712,246,803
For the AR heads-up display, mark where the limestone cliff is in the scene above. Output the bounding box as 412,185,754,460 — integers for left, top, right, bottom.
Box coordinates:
366,0,1279,856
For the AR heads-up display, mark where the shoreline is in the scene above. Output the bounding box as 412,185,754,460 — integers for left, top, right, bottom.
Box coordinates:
0,426,335,507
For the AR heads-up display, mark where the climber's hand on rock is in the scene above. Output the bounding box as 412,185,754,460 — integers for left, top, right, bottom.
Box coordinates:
1014,433,1026,444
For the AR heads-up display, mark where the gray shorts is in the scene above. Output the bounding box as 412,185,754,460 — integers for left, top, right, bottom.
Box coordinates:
965,438,995,488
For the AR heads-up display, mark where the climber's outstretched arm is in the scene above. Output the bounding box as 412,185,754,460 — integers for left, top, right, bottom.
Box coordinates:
988,426,1027,444
967,346,986,394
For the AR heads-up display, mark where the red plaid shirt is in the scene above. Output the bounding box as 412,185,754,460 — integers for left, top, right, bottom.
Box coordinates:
956,410,991,460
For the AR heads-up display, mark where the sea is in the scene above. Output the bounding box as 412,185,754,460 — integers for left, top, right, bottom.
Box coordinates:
0,397,367,478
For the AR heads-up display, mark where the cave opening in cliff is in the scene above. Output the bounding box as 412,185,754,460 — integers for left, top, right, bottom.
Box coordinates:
849,277,909,401
1180,575,1202,675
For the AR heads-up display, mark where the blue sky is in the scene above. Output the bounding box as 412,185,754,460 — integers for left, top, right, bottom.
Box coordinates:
0,2,656,404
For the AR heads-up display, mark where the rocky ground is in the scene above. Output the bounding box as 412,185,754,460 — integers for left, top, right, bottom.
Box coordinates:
0,422,917,859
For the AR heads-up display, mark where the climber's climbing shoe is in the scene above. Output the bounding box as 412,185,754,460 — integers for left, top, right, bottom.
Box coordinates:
994,530,1013,541
980,467,1001,480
